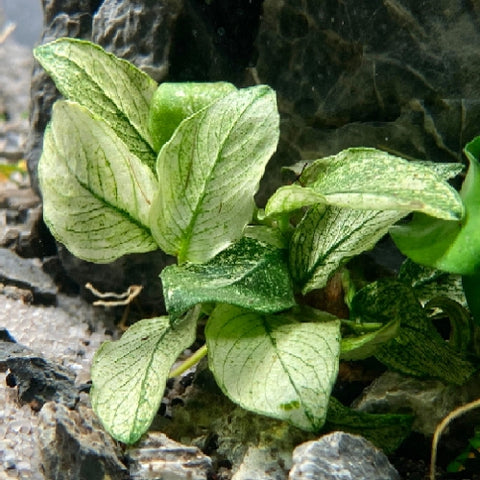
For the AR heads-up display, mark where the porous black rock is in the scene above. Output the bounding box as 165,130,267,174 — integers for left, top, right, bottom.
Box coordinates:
1,343,79,410
289,431,401,480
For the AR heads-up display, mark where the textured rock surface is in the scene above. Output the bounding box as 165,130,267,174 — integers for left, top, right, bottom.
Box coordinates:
289,431,401,480
0,248,57,303
353,370,480,436
92,0,182,82
1,342,79,409
38,401,129,480
127,432,213,480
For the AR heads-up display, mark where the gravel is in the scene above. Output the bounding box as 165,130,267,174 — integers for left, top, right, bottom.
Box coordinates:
0,294,116,479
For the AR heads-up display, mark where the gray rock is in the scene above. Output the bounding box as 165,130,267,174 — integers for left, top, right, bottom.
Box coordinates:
27,0,101,190
289,431,400,480
92,0,181,82
127,432,213,480
352,370,480,436
38,401,129,480
1,342,79,410
0,248,57,304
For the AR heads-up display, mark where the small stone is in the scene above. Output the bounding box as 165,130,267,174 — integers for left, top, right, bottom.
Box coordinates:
289,431,400,480
38,402,129,480
127,432,213,480
0,328,16,343
2,347,79,409
0,249,57,304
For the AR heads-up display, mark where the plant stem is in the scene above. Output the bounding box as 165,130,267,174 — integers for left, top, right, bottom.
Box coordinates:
430,397,480,480
168,344,208,378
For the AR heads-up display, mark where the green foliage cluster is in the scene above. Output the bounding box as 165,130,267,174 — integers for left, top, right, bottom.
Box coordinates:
34,38,480,449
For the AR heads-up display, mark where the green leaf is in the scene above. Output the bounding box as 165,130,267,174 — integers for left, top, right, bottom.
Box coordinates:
351,280,476,384
289,204,406,294
391,140,480,275
463,272,480,326
265,148,463,220
340,318,400,361
161,237,295,318
90,310,198,444
148,82,237,152
326,397,413,455
205,305,341,432
150,85,280,263
34,38,157,169
243,225,288,250
398,259,466,307
38,101,158,263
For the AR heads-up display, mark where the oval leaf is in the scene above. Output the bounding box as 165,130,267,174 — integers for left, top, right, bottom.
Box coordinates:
290,204,406,294
391,143,480,275
161,237,295,318
90,312,197,444
150,85,280,263
38,101,158,263
34,38,157,168
266,148,463,220
206,305,341,431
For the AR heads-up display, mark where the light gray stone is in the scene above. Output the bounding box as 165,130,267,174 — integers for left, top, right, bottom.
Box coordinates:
127,432,213,480
289,431,400,480
352,370,480,436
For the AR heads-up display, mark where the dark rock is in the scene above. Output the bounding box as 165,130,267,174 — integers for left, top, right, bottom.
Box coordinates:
92,0,182,82
166,0,263,83
254,0,480,203
127,432,213,480
26,0,102,190
1,343,79,409
0,248,57,304
0,328,16,343
289,431,401,480
38,401,129,480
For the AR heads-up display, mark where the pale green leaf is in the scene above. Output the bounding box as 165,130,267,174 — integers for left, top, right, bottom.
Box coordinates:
243,225,288,249
264,184,326,217
340,318,400,361
290,204,406,294
90,311,198,444
161,237,295,318
148,82,237,151
206,305,341,431
150,85,279,263
351,280,476,384
38,101,158,263
266,148,463,220
34,38,157,168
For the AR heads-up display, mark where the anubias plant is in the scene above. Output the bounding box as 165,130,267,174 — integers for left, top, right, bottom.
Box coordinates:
34,38,480,449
